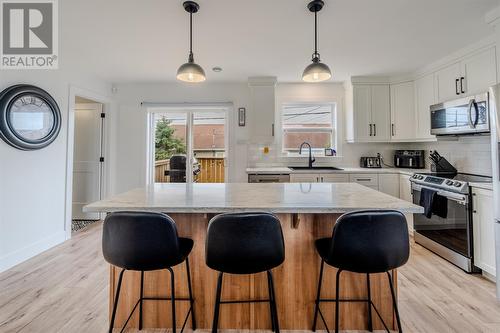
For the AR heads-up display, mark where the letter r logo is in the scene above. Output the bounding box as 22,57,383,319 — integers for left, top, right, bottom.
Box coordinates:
2,2,53,54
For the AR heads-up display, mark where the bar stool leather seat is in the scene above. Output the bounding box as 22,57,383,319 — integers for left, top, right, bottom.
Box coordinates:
206,212,285,333
103,211,196,333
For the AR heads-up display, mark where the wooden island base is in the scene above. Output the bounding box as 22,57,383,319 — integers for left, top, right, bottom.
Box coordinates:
109,213,396,330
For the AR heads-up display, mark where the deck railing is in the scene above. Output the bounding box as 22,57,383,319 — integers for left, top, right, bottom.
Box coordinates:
154,157,225,183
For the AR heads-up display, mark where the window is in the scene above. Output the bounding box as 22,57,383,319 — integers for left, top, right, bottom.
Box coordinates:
281,103,337,155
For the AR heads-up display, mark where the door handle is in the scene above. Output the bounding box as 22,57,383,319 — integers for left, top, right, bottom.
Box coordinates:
455,78,460,95
369,124,372,136
468,99,479,128
460,77,465,94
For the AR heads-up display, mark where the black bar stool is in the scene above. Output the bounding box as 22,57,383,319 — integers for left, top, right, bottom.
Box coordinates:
205,212,285,333
102,211,196,333
312,210,409,333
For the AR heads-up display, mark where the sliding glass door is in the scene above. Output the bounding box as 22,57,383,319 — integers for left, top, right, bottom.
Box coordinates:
151,107,227,184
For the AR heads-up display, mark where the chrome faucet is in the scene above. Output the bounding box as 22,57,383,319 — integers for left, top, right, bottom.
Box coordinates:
299,142,315,168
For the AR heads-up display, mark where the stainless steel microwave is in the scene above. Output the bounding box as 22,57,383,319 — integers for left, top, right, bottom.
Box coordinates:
430,92,490,136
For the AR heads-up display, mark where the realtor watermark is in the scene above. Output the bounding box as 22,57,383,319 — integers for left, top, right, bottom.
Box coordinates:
1,0,58,69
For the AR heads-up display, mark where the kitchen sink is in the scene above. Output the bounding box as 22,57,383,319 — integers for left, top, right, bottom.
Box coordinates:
288,166,344,171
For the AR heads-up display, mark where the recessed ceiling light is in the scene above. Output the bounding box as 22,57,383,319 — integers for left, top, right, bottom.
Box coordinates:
212,67,222,72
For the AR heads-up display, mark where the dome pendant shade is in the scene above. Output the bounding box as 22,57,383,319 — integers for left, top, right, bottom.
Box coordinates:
302,58,331,82
302,0,331,82
177,1,206,83
177,55,206,83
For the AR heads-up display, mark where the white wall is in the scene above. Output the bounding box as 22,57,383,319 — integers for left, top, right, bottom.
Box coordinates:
0,73,111,272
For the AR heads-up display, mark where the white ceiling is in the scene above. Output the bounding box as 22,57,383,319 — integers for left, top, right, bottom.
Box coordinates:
62,0,498,83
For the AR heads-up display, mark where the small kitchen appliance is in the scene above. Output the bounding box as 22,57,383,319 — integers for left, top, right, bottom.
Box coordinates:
430,92,490,136
394,150,425,169
360,156,381,168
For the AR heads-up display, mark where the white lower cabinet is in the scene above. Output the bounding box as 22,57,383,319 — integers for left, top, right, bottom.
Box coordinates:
398,174,414,232
290,174,320,183
378,174,400,197
290,173,349,183
472,187,496,277
320,174,349,183
349,174,378,187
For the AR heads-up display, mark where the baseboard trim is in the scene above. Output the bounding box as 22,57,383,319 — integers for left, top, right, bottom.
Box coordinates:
0,231,66,273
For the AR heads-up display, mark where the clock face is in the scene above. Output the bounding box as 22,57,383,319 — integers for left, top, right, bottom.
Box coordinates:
9,95,55,142
0,85,61,150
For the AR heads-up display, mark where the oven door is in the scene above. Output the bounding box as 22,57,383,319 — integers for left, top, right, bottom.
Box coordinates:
412,183,472,258
430,93,489,135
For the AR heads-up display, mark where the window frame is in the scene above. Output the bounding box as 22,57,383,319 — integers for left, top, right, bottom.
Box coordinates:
279,102,338,157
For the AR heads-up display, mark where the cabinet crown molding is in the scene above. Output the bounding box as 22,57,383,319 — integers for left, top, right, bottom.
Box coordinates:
248,76,278,86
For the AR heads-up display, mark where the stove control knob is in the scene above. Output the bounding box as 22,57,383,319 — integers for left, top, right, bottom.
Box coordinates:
453,182,462,187
418,175,425,180
445,180,454,186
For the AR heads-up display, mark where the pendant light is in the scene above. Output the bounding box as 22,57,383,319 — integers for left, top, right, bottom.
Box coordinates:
302,0,331,82
177,1,206,83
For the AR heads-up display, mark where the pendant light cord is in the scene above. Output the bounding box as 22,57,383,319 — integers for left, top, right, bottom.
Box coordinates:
314,10,317,56
189,12,194,62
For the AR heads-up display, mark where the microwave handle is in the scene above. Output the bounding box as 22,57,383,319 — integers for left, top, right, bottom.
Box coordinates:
468,99,479,128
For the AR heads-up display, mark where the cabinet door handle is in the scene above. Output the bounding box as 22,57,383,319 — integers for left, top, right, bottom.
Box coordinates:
460,77,465,94
321,177,324,182
373,124,376,136
392,124,395,136
455,78,460,95
271,123,274,136
356,178,372,182
369,124,372,136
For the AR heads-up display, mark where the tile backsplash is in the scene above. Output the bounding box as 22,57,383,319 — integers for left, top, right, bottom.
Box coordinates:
247,135,492,176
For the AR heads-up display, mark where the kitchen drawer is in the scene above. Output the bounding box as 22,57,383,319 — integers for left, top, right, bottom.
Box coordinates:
349,174,379,187
320,174,349,183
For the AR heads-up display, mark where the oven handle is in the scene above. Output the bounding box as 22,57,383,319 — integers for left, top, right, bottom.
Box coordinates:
411,183,468,204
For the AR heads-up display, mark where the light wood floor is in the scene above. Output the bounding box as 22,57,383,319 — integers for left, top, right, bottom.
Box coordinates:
1,222,500,333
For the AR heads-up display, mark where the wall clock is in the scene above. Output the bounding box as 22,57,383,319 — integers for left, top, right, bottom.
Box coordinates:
0,85,61,150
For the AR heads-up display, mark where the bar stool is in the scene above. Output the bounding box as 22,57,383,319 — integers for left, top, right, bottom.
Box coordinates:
312,210,409,333
102,211,196,333
205,212,285,333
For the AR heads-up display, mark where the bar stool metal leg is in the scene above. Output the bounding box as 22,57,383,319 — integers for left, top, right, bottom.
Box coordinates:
212,272,223,333
167,267,176,333
139,271,144,330
267,271,276,332
185,257,196,330
109,268,126,333
335,269,342,333
312,260,325,332
267,270,280,333
387,271,403,333
367,273,373,332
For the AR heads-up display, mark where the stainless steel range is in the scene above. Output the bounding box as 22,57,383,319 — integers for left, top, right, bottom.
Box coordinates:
410,172,492,272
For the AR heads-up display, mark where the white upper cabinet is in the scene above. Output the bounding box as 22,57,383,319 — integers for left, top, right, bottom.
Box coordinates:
435,47,497,102
414,73,436,140
248,77,277,143
353,85,372,142
371,85,391,142
435,62,462,102
390,81,416,141
461,47,497,96
347,83,390,142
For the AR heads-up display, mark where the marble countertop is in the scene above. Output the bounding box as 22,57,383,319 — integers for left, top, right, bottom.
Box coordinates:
246,166,429,176
84,183,423,214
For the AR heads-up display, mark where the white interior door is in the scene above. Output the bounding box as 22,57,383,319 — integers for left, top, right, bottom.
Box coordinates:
72,103,103,220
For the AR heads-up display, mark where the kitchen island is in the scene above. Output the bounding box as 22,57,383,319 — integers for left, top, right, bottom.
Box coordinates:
84,182,423,331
